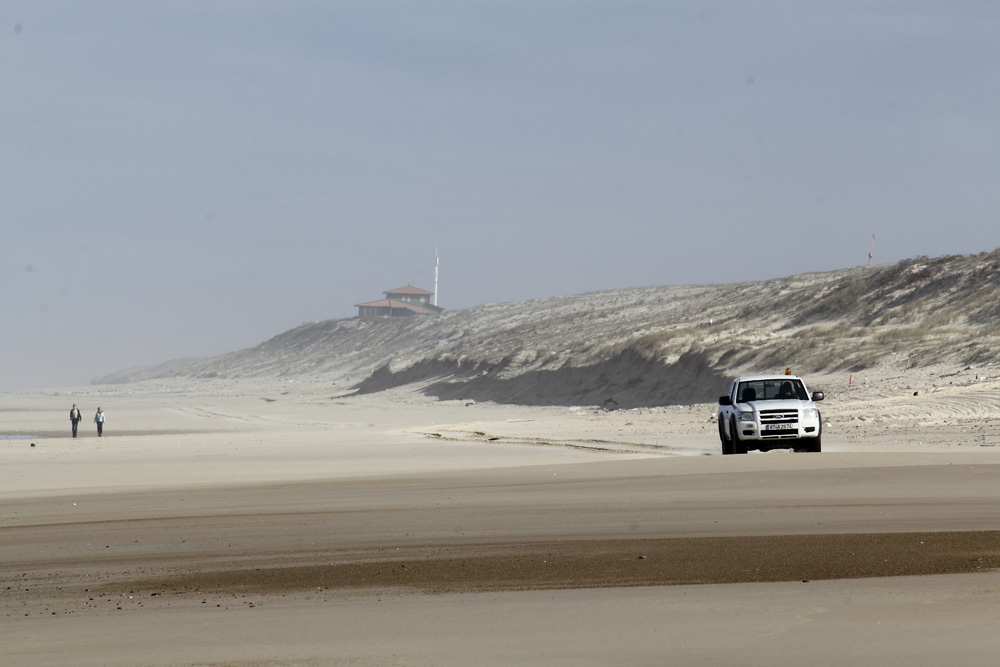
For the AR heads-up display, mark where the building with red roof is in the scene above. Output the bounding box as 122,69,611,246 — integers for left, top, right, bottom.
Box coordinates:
355,285,443,317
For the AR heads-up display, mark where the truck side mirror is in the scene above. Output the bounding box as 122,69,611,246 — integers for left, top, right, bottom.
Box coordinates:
812,391,825,402
719,396,732,406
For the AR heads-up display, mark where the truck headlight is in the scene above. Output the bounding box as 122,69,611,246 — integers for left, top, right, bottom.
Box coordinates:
738,410,754,421
802,408,819,420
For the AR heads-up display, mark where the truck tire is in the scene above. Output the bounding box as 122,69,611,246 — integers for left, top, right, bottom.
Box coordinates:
794,422,822,452
731,417,747,454
719,418,733,455
801,421,822,452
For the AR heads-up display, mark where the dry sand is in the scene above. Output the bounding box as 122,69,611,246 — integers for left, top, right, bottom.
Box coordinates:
3,370,1000,666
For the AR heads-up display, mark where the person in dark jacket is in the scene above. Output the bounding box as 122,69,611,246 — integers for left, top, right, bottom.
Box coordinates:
70,404,82,437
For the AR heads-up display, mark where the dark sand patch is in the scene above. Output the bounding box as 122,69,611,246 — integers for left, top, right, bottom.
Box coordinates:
114,531,1000,597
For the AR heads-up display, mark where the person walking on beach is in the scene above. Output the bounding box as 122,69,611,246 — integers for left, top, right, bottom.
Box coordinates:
94,407,105,437
70,404,82,437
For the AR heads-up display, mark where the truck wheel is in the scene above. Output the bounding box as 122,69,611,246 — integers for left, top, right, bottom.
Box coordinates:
731,418,747,454
719,419,733,455
794,436,822,453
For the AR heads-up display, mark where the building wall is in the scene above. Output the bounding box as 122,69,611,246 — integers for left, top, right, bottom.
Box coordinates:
386,294,430,305
358,305,417,317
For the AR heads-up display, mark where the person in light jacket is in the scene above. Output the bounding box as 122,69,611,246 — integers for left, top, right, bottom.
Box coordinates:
94,407,105,437
70,404,82,437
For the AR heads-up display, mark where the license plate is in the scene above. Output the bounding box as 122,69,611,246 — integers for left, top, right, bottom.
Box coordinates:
765,423,795,431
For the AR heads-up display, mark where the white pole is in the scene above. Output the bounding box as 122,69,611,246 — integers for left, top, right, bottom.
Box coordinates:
434,249,439,306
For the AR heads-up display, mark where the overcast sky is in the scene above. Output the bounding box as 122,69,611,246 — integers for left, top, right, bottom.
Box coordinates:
2,1,998,391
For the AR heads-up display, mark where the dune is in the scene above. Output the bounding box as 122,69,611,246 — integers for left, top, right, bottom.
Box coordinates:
94,249,1000,407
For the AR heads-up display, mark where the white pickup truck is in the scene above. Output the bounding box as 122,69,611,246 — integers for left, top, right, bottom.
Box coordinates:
717,374,825,454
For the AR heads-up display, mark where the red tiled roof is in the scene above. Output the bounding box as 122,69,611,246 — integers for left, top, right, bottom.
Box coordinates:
384,285,433,296
354,299,432,315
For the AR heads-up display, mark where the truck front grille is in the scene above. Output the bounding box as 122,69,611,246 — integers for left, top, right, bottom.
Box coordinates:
759,408,799,439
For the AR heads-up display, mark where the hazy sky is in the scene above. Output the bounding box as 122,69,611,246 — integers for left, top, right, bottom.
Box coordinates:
2,2,999,391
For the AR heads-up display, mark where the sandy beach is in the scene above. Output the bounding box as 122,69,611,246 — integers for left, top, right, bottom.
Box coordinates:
4,370,1000,665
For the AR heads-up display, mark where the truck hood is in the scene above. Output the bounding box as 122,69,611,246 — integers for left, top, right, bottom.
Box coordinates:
737,399,811,410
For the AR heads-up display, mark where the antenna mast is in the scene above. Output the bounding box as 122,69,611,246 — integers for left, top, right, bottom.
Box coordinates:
434,249,439,306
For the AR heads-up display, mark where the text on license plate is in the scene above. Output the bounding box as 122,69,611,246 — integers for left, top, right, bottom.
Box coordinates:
765,423,795,430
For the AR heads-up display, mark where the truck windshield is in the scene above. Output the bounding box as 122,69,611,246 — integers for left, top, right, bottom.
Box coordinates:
737,379,807,402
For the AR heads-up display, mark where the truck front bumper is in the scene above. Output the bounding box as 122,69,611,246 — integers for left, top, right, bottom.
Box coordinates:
737,419,821,440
